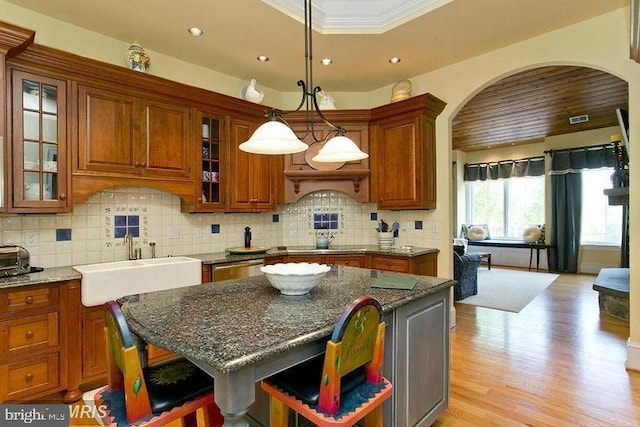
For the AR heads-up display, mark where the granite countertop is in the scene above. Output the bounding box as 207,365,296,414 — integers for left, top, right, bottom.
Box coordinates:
0,245,439,290
120,265,453,374
0,266,80,290
191,245,439,265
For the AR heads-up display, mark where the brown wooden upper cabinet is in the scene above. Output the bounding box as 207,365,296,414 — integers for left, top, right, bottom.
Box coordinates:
9,69,70,213
370,94,446,210
76,85,191,180
228,118,277,212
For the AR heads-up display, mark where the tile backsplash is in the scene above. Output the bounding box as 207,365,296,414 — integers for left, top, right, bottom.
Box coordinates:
0,187,442,268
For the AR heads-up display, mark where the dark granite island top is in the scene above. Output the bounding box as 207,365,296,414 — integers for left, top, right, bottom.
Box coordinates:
120,265,454,426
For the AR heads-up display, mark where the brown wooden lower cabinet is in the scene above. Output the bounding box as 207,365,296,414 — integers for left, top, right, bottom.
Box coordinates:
265,252,437,275
330,255,366,268
202,263,212,283
0,282,65,402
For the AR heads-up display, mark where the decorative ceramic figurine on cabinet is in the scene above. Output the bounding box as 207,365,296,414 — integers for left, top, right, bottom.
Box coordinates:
126,42,151,72
391,79,412,103
317,90,336,109
243,79,264,104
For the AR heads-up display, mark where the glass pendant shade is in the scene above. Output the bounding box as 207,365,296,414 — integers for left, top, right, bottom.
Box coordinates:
239,120,308,154
311,135,369,162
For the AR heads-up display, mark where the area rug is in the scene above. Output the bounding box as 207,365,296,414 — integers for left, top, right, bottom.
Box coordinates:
457,268,559,313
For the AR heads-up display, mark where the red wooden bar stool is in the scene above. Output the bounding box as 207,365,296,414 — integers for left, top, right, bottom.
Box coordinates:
95,301,223,427
261,296,392,426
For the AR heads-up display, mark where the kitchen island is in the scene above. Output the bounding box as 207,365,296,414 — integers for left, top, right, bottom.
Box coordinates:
119,265,453,426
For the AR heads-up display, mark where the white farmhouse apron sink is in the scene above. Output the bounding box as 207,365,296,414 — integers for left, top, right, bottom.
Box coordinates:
73,256,201,307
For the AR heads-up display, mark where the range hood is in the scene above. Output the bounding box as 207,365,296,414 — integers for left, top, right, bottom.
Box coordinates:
279,110,371,203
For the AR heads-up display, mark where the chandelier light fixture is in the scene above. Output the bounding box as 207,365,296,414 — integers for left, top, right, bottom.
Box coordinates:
239,0,369,162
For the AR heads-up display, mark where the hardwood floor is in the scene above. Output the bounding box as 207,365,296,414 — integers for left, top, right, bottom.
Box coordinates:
434,269,640,426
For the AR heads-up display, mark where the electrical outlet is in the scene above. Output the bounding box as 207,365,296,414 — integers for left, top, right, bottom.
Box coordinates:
24,232,38,246
167,227,180,239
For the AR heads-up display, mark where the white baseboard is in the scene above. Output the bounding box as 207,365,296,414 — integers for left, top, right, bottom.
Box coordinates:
579,262,620,274
450,305,456,329
627,338,640,372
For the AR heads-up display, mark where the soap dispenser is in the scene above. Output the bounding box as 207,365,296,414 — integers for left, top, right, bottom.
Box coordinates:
244,226,252,248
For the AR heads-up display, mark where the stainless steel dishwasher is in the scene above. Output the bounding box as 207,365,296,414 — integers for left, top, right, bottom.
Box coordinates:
212,259,264,282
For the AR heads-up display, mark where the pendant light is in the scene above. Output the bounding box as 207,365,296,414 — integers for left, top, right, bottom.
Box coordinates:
239,0,368,162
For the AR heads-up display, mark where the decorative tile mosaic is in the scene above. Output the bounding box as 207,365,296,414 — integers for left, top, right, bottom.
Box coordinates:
114,215,139,238
104,204,150,250
313,213,339,229
0,187,442,268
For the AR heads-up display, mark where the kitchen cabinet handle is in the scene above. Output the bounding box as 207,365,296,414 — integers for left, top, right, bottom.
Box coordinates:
25,296,34,304
25,373,33,382
59,193,67,200
25,330,34,339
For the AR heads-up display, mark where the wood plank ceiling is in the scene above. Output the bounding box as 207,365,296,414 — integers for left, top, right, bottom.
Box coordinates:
451,66,628,152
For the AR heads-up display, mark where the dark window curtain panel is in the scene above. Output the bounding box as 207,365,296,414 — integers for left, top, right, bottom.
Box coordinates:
549,173,582,272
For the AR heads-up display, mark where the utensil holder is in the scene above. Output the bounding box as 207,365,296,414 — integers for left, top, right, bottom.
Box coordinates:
378,231,394,249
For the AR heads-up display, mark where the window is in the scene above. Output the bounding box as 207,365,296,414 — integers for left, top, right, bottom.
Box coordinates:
466,176,545,239
581,168,622,245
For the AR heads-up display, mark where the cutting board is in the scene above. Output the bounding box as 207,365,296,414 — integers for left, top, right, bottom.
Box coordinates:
226,246,269,255
371,275,417,290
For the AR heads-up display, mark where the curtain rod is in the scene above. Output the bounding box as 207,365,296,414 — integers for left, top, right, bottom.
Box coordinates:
465,155,544,167
543,142,617,156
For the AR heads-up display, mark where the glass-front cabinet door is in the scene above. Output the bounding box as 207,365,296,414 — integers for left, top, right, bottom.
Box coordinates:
11,70,68,212
196,111,226,211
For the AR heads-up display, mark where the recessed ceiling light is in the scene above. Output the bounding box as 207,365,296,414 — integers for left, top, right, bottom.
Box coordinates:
320,58,332,65
188,27,203,36
388,57,401,64
257,55,270,62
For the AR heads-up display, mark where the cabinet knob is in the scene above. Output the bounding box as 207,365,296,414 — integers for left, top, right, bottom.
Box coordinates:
197,197,203,202
25,373,33,382
387,261,392,266
25,296,34,304
59,193,67,200
25,330,34,339
344,261,350,265
134,162,141,167
141,162,147,167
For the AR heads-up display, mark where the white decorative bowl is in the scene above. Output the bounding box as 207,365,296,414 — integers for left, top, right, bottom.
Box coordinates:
260,262,330,295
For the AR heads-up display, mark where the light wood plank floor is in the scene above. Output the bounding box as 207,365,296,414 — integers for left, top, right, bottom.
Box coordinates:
434,269,640,426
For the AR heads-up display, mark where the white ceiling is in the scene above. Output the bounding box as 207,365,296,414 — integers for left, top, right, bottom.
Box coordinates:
4,0,627,92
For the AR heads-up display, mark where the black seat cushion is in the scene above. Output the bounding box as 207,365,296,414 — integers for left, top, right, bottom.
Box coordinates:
143,358,213,414
267,354,366,405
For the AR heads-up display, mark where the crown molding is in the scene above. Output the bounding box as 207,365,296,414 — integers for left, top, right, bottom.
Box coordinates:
262,0,452,34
